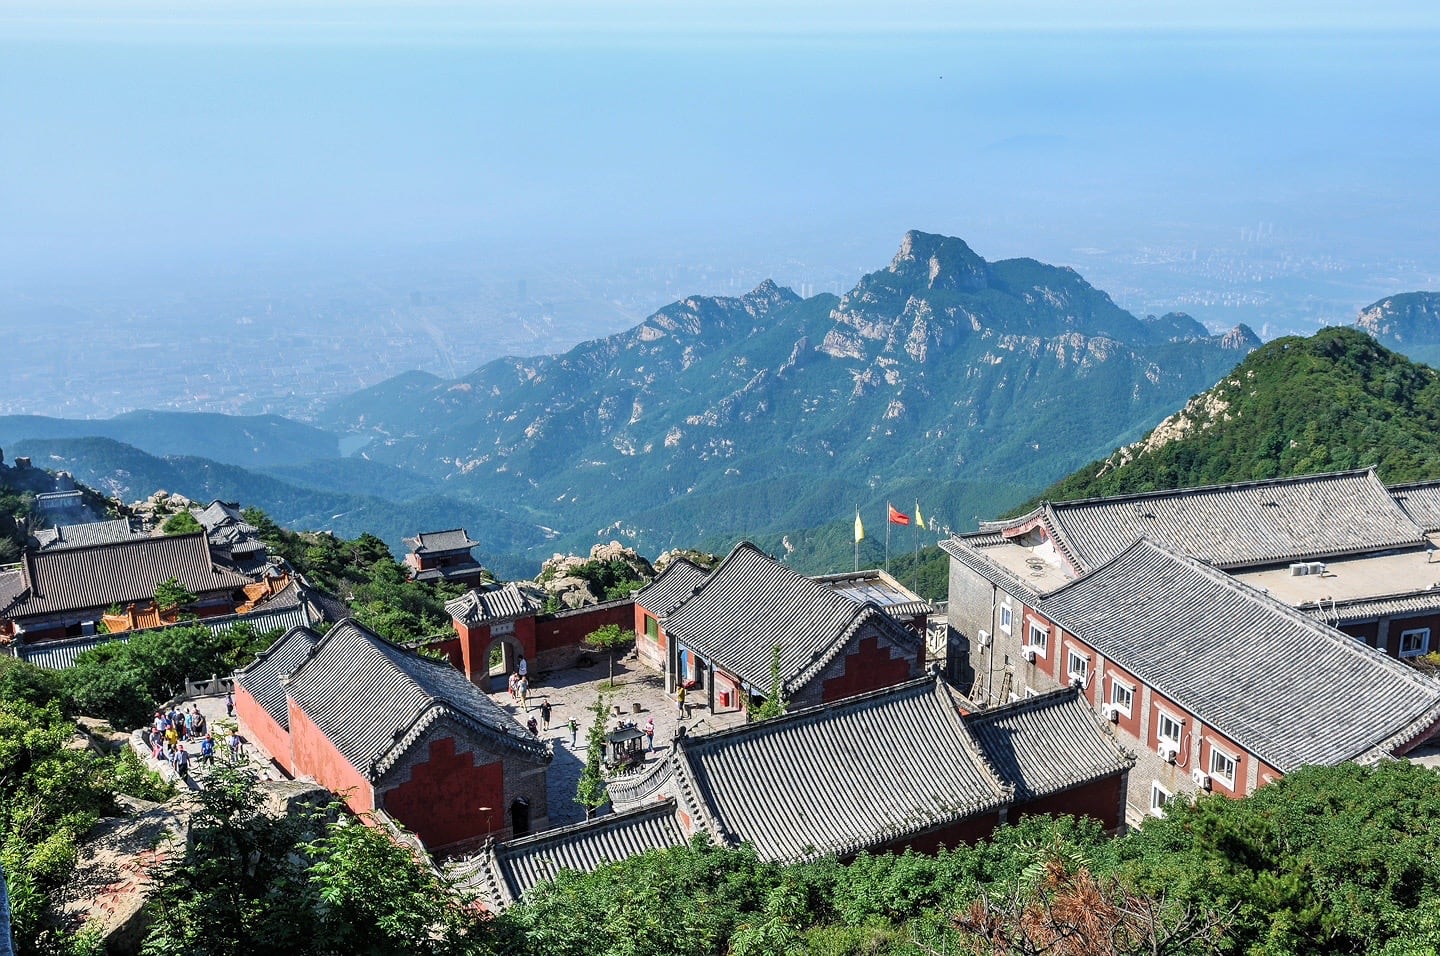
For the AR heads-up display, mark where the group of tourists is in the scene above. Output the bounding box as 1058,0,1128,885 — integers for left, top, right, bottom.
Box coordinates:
143,701,245,780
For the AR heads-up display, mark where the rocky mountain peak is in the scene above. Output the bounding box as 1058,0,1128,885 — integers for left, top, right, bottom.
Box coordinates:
1355,292,1440,345
888,230,989,293
1221,324,1262,351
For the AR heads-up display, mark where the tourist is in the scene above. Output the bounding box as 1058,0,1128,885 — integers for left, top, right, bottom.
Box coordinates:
225,691,235,718
200,733,215,766
676,685,686,718
526,716,539,736
517,656,528,679
508,671,520,701
645,716,655,751
540,699,552,732
174,744,190,780
568,717,579,746
518,676,529,711
228,730,244,762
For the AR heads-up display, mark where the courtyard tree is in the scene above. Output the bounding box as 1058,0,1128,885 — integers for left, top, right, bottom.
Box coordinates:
160,511,203,536
574,694,610,821
583,624,635,686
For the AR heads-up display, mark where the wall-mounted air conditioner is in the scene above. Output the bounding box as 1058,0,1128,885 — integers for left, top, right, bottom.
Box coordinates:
1159,742,1179,763
1022,646,1037,663
977,629,991,648
1191,768,1212,790
1101,704,1121,722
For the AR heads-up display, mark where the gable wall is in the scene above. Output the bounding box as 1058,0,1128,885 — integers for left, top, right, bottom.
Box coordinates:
233,682,293,774
789,620,922,710
378,720,511,851
288,696,375,817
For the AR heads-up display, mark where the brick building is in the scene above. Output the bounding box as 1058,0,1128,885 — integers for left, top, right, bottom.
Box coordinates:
0,533,252,646
442,583,634,688
636,542,926,714
403,529,487,589
943,491,1440,823
233,619,552,852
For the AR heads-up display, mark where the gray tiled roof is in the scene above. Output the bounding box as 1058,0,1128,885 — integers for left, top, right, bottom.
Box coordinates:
446,582,546,626
404,529,477,554
634,559,707,617
284,619,549,780
661,542,922,696
671,676,1009,860
197,501,266,554
3,534,252,622
412,561,483,583
32,519,140,551
453,800,686,907
233,626,323,729
965,688,1134,800
1389,480,1440,533
1298,590,1440,627
990,470,1425,572
1036,539,1440,772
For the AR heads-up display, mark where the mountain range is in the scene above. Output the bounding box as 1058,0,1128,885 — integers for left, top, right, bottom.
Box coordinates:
317,231,1257,563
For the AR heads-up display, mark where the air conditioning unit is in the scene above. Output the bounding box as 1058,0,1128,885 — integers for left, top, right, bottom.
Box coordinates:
1101,704,1121,722
1191,768,1212,790
1308,561,1327,575
1289,562,1311,576
977,629,991,648
1159,742,1180,764
1022,646,1037,663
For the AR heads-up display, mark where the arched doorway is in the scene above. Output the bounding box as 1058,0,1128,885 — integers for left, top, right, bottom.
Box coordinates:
481,634,525,691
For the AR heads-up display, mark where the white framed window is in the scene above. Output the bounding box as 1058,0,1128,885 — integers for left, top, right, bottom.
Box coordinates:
999,603,1013,634
1156,710,1184,748
1027,621,1049,655
1066,649,1089,683
1400,628,1431,659
1024,686,1039,699
1110,679,1135,717
1150,781,1172,818
1008,692,1020,703
1209,746,1238,788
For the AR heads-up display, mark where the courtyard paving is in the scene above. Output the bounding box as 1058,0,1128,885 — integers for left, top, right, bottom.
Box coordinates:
488,650,747,827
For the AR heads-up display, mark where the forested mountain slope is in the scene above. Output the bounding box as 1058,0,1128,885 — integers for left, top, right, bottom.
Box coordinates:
1033,326,1440,504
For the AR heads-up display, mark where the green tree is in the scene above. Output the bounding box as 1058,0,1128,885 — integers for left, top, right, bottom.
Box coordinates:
583,624,634,686
749,646,787,721
141,766,320,956
307,819,491,955
574,694,609,821
153,577,197,612
160,511,203,536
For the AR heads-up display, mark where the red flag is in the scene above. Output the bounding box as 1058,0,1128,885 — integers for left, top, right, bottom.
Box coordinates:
888,504,910,526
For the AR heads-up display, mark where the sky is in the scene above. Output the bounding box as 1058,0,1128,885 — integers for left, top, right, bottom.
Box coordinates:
2,1,1438,316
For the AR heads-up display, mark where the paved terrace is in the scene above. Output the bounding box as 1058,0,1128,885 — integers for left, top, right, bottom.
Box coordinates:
487,651,747,827
130,691,288,789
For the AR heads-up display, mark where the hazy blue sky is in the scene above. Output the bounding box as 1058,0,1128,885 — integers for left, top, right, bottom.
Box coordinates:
4,1,1438,290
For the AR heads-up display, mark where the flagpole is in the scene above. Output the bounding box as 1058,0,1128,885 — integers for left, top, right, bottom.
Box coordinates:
885,503,891,574
854,506,860,572
913,500,920,594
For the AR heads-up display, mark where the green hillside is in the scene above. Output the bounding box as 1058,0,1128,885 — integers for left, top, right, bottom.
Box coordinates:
1032,326,1440,505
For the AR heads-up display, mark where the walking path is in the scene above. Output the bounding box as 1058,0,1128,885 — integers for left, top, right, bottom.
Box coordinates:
131,693,287,791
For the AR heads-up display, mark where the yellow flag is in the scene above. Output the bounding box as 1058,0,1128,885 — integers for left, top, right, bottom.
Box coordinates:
854,508,865,542
915,502,926,530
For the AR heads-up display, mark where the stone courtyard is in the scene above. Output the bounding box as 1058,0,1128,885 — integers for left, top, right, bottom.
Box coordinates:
486,649,746,827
